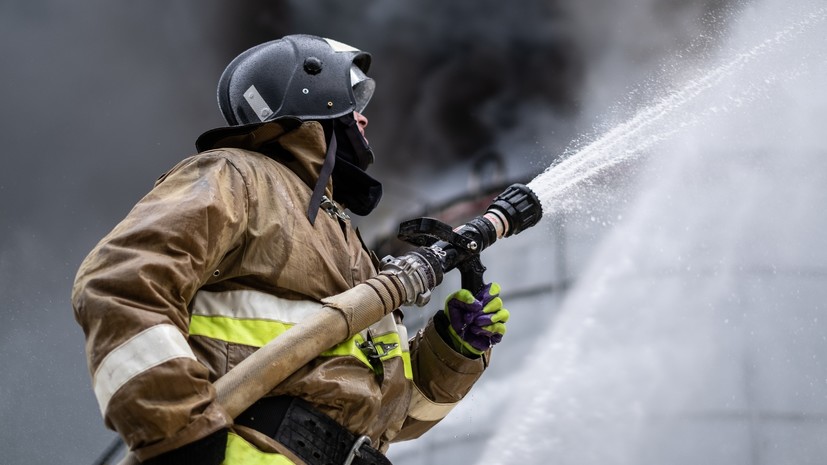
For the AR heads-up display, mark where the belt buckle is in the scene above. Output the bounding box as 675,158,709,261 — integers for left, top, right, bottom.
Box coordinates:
343,435,371,465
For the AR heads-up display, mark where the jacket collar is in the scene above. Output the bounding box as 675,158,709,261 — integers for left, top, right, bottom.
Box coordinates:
195,117,332,197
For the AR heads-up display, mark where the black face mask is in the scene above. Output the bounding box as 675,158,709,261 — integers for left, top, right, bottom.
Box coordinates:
334,112,374,170
329,114,382,216
331,156,382,216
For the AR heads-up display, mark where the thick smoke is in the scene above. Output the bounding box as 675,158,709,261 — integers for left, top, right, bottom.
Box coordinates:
0,1,736,464
220,1,583,173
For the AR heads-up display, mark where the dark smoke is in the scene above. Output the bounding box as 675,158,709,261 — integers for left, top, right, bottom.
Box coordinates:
349,0,582,167
214,1,583,171
0,1,731,464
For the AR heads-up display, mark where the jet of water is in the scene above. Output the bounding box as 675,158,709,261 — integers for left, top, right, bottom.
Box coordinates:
478,4,827,465
527,4,827,218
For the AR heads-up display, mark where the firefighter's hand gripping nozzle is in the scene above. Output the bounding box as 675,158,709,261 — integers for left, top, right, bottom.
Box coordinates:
380,183,543,305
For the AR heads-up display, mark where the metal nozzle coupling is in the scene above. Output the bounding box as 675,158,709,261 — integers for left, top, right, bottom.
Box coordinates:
379,249,442,306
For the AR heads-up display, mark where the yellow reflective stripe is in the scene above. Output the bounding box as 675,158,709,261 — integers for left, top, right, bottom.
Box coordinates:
191,292,411,375
190,315,290,348
320,333,371,367
401,351,412,380
373,333,403,359
189,315,372,368
223,432,296,465
372,332,412,380
189,309,412,378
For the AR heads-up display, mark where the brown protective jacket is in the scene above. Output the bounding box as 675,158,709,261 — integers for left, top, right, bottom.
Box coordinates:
72,120,488,462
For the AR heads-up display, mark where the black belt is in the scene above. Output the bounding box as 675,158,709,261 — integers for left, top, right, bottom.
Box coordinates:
235,396,392,465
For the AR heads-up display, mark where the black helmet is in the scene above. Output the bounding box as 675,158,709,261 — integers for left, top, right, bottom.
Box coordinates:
218,34,375,125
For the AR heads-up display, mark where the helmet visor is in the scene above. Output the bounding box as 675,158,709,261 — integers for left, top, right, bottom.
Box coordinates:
350,65,375,113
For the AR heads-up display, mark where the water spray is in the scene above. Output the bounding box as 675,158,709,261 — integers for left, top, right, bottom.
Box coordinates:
380,183,543,301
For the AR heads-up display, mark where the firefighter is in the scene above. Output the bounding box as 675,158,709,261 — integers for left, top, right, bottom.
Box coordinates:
72,34,509,465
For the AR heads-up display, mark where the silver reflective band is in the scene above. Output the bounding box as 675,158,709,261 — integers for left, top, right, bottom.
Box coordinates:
350,65,369,88
243,85,274,122
350,65,375,113
323,37,359,53
191,289,324,323
93,324,195,416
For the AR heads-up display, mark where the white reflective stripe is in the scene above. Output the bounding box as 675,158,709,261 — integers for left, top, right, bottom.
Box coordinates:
191,290,323,324
93,324,195,416
243,85,273,122
408,383,458,422
323,37,359,52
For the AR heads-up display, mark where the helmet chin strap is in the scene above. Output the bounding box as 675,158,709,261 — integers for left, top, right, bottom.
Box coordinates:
306,127,338,225
307,116,383,223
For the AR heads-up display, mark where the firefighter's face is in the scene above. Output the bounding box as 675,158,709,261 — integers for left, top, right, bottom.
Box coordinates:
354,111,369,143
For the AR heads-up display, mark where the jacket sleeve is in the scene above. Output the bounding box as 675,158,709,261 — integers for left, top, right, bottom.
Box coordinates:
72,152,248,461
393,310,489,441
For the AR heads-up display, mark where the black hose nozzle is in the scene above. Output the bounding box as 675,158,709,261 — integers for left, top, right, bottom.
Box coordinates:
487,183,543,238
387,183,544,299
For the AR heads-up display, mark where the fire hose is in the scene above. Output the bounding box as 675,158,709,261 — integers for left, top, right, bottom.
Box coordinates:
111,183,542,465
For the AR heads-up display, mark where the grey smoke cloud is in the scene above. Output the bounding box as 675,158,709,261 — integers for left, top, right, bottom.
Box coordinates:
0,1,729,464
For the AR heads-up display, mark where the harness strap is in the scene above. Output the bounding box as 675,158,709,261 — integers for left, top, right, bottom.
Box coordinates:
235,396,392,465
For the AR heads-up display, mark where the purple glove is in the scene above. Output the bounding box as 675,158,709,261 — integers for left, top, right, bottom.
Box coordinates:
444,282,509,356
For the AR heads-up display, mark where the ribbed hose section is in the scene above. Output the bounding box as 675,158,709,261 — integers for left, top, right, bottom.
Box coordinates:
215,273,406,418
214,309,350,417
117,275,408,465
321,273,406,334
